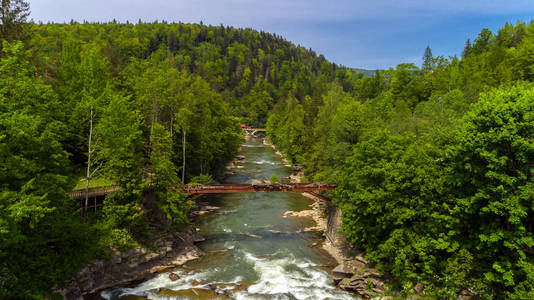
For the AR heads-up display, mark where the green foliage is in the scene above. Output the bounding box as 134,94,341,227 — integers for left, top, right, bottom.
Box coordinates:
0,41,98,298
270,174,280,184
157,191,192,231
98,227,137,251
73,176,113,189
448,84,534,298
189,174,215,186
97,93,144,187
148,123,191,229
0,0,30,42
266,96,306,162
1,20,254,296
99,189,148,247
149,123,178,188
336,131,453,287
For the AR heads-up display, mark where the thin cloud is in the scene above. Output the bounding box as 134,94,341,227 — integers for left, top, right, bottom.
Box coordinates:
29,0,534,24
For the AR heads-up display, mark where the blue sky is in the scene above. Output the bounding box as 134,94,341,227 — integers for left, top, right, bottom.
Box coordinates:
28,1,534,69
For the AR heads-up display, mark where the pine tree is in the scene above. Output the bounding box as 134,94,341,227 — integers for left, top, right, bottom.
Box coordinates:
462,38,471,58
422,45,433,71
0,0,29,41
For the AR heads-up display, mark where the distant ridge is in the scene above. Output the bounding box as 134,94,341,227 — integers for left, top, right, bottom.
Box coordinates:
352,68,377,77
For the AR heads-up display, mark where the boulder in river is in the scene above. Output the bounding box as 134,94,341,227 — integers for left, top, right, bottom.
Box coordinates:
156,287,228,299
168,272,180,281
190,279,202,286
119,295,150,300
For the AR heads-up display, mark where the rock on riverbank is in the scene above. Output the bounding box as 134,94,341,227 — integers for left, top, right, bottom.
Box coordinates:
55,227,205,300
285,188,389,299
282,196,327,232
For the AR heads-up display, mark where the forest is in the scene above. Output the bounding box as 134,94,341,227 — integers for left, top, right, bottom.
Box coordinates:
267,21,534,299
1,0,533,298
0,2,353,297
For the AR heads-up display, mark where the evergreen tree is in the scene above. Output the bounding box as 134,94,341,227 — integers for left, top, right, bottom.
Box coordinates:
422,45,433,71
462,38,471,58
0,0,29,41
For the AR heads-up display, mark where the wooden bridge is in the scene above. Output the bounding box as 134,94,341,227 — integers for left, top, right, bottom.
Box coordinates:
68,185,121,201
69,183,336,200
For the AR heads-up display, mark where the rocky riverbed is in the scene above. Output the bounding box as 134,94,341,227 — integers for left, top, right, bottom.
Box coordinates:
55,227,205,299
282,192,389,299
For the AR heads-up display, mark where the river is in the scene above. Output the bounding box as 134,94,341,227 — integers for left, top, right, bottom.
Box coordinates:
102,137,356,299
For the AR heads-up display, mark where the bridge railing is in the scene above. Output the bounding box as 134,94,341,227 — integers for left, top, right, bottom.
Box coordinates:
69,183,337,199
181,183,337,194
68,185,121,200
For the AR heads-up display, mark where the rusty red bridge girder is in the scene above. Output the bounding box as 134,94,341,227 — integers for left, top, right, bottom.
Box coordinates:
69,183,337,200
180,183,337,194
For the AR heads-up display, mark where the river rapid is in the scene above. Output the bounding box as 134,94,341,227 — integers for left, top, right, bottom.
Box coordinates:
102,138,356,300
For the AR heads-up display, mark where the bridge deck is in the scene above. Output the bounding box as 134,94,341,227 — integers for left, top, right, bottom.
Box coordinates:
68,186,120,200
69,183,336,200
181,183,336,194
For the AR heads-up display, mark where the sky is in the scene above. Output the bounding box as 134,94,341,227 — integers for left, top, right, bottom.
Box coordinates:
28,1,534,70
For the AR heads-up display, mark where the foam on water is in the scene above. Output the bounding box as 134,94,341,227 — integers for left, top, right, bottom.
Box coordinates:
218,209,238,215
101,249,355,300
101,267,230,300
252,159,277,165
223,241,235,250
244,233,262,239
235,250,355,300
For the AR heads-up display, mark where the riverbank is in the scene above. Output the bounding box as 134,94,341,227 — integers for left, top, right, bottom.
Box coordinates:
55,227,205,299
264,137,391,299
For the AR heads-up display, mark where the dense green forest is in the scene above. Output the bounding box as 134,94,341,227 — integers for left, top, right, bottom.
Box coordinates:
0,1,359,298
1,0,534,298
267,21,534,298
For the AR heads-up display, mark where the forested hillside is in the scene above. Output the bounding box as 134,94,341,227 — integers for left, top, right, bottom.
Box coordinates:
0,4,362,296
31,20,359,127
267,22,534,298
1,0,534,298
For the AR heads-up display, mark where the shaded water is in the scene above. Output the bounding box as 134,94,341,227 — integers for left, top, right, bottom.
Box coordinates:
103,138,356,299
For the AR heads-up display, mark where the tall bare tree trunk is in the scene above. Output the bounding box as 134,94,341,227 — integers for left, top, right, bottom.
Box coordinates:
182,127,186,184
84,106,94,220
170,114,174,136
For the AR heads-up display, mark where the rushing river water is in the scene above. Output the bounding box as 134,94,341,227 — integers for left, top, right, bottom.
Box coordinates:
103,138,356,300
